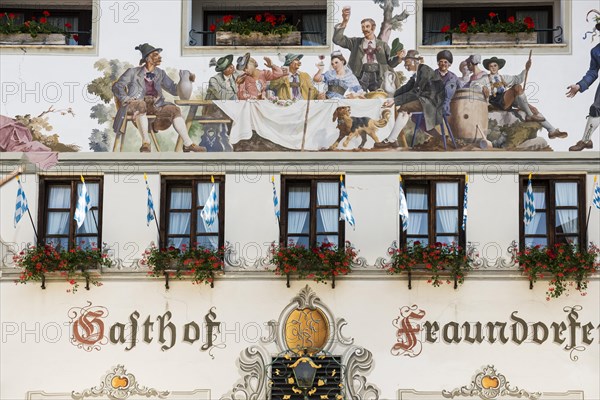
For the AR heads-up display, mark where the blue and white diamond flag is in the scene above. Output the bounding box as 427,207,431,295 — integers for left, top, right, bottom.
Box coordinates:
399,175,409,232
593,176,600,210
201,176,219,228
74,175,91,229
271,176,280,221
14,175,29,228
339,175,355,229
524,173,536,226
144,173,155,226
462,175,469,231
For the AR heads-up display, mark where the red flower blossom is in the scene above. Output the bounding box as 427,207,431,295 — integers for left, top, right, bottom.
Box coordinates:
209,24,216,32
441,25,450,33
524,16,535,29
488,12,497,18
72,34,79,42
8,13,15,19
222,15,234,23
278,15,286,23
42,10,50,17
39,17,47,24
508,16,515,23
64,22,72,29
459,22,468,33
24,21,30,28
470,18,477,27
255,14,262,22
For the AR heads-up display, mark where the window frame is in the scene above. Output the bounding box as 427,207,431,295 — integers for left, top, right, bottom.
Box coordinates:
518,174,586,249
38,176,104,249
399,176,466,249
181,0,333,56
160,176,225,250
415,0,571,56
280,175,345,248
0,0,99,55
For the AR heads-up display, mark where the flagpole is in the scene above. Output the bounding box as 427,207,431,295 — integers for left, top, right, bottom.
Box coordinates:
153,208,162,249
585,205,592,241
26,207,39,243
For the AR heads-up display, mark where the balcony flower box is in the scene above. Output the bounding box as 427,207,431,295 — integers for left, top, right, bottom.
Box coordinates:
387,241,473,289
14,243,111,293
0,33,65,45
452,32,537,45
142,244,226,289
269,241,357,288
216,31,301,46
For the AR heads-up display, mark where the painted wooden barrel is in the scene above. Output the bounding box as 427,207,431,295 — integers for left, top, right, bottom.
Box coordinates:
448,88,489,141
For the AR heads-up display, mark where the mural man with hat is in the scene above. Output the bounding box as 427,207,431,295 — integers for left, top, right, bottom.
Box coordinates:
434,50,458,116
565,11,600,151
112,43,205,152
474,56,568,140
377,50,445,148
333,6,404,92
269,54,322,100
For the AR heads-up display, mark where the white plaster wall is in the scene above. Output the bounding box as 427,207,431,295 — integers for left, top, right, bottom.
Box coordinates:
1,0,600,151
1,174,39,261
1,278,598,399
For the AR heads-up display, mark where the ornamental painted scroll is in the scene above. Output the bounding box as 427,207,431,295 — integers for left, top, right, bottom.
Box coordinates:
441,365,541,400
71,364,169,400
221,285,381,400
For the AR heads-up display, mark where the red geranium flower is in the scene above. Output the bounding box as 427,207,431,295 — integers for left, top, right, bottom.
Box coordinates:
39,17,47,24
42,10,50,17
508,16,515,23
524,16,535,29
64,22,72,29
209,23,216,32
222,15,234,23
8,12,15,19
470,17,477,27
278,15,286,23
488,12,497,18
440,25,450,33
255,14,262,22
24,21,30,28
459,22,468,33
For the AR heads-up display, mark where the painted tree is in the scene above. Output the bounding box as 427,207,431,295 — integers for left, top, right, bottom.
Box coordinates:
372,0,411,42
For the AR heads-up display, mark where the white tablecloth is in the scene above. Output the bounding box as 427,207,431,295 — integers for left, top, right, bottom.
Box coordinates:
213,99,396,150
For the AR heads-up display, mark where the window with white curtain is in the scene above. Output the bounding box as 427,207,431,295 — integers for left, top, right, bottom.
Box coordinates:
281,177,342,248
162,177,224,250
189,0,328,47
39,177,102,250
421,0,560,45
400,177,465,247
520,176,585,248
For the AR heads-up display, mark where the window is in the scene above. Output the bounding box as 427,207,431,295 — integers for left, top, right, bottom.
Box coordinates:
161,177,225,250
281,177,343,247
417,0,570,52
520,175,585,248
1,0,95,46
186,0,329,50
38,177,103,249
400,177,465,247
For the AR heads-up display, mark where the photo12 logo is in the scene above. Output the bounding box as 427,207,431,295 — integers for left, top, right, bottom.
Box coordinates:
68,301,109,352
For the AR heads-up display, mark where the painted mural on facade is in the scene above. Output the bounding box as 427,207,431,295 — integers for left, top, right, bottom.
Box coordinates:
1,2,599,156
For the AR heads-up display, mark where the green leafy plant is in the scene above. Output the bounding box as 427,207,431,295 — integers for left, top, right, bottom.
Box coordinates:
513,242,599,300
14,242,111,293
388,241,473,288
269,241,357,285
441,12,535,39
0,11,72,38
210,13,297,36
142,243,226,286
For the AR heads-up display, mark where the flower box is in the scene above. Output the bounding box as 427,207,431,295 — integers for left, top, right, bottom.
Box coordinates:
216,31,301,46
452,32,537,45
0,33,65,45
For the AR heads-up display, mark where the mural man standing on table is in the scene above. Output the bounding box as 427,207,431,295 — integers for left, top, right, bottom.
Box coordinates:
269,54,323,100
112,43,206,152
566,12,600,151
333,6,404,92
377,50,445,148
473,56,568,141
